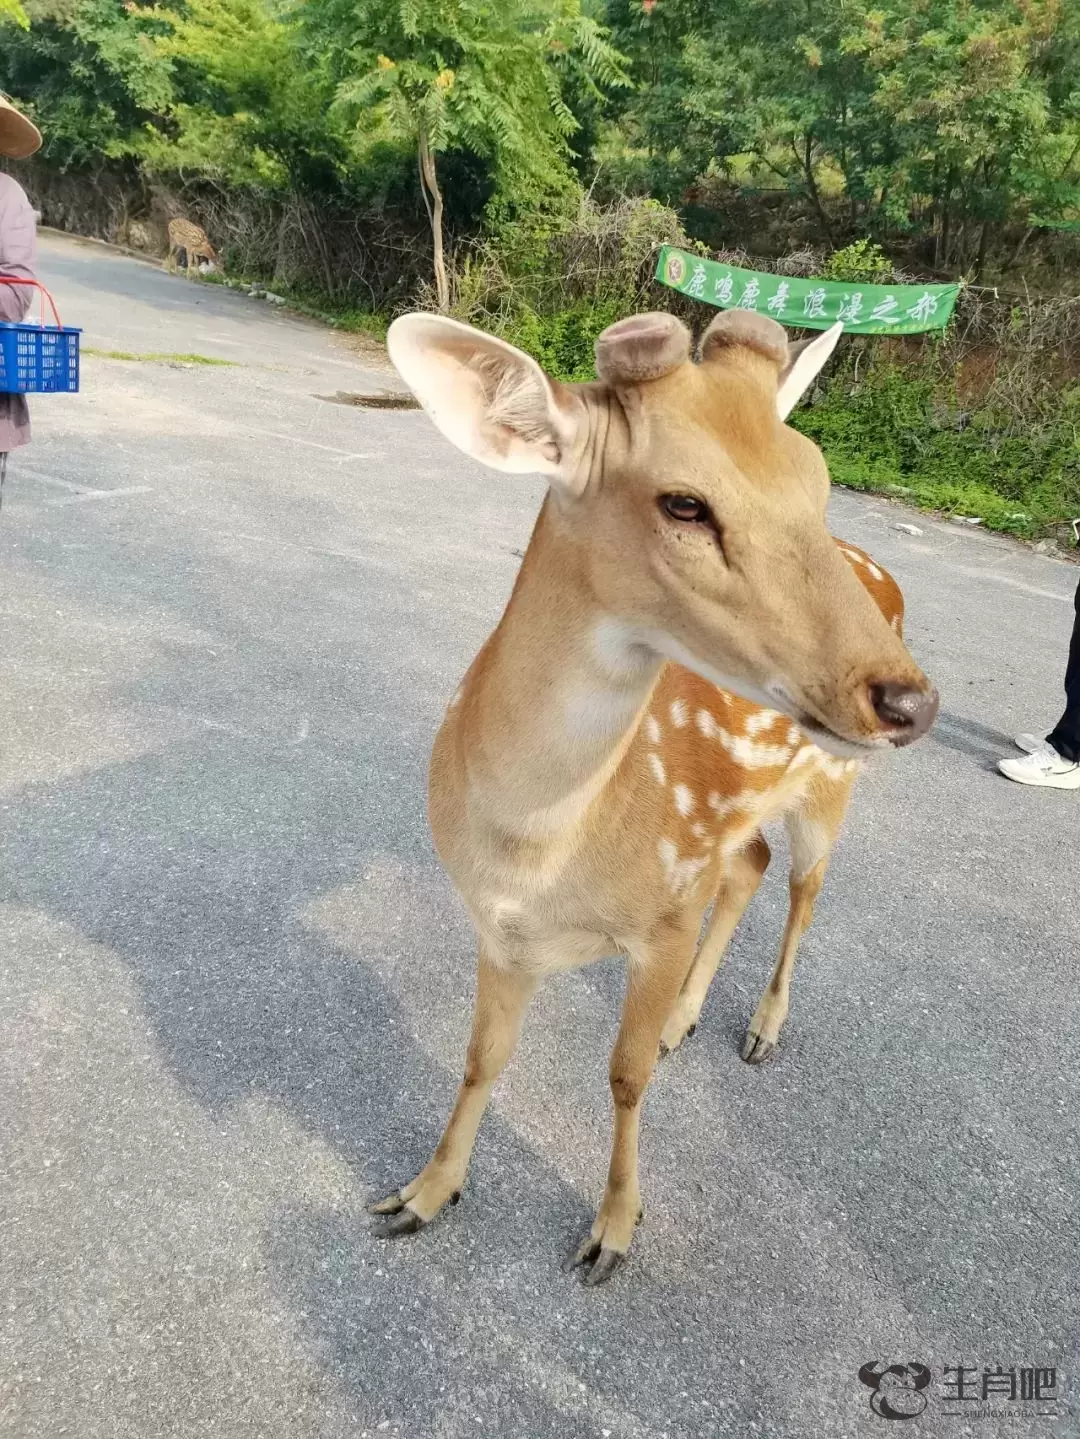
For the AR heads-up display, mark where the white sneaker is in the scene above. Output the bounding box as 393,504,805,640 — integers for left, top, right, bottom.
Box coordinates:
1014,731,1050,754
999,744,1080,789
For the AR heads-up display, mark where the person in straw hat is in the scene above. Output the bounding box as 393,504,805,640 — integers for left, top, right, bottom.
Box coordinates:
0,95,42,495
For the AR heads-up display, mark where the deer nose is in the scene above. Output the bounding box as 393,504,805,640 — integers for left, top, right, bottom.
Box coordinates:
868,682,940,746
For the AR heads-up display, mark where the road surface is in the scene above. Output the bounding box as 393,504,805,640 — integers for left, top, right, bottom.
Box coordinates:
1,232,1077,1438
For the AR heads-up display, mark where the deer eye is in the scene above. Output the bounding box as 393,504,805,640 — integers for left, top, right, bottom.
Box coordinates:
660,494,710,524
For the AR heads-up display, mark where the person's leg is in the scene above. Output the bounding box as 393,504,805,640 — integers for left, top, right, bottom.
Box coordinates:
1046,579,1080,763
1000,578,1080,787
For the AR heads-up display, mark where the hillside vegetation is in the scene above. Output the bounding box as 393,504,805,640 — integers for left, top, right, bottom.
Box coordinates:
3,0,1079,540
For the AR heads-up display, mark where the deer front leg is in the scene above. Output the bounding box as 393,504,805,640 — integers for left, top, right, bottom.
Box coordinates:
741,772,855,1064
371,951,536,1237
568,935,696,1285
660,834,771,1053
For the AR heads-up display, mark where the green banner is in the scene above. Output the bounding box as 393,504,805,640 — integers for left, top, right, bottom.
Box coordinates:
655,245,960,334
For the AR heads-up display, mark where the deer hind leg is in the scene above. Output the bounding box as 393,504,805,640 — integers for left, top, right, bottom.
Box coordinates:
740,770,856,1065
660,834,771,1053
371,951,536,1237
568,931,697,1285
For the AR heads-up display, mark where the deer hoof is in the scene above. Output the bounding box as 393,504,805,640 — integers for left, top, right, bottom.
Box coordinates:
659,1018,697,1055
369,1188,432,1238
739,1029,776,1064
565,1233,626,1287
370,1203,426,1239
580,1246,625,1287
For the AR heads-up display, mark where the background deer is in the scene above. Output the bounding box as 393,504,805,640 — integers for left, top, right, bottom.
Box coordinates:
372,308,938,1284
166,216,217,273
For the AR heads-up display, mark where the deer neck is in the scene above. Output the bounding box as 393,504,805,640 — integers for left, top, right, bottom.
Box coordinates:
454,497,662,842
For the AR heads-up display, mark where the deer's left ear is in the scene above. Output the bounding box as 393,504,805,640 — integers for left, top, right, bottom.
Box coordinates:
387,313,589,493
775,322,843,420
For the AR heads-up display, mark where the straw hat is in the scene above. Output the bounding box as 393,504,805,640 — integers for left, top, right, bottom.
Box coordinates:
0,96,41,159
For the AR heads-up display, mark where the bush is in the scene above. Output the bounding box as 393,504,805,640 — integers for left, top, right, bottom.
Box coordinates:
501,298,627,381
823,240,895,284
795,360,1080,540
436,193,690,377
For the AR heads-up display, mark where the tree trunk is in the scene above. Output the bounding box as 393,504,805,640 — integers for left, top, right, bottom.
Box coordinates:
799,133,834,246
1006,226,1035,269
974,219,990,282
418,126,448,313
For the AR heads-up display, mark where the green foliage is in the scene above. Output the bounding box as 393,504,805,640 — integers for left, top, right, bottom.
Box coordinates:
502,296,626,380
440,193,688,375
3,0,1079,537
309,0,626,217
0,0,173,164
84,346,238,363
602,0,1080,271
823,240,893,283
0,0,29,30
795,361,1080,537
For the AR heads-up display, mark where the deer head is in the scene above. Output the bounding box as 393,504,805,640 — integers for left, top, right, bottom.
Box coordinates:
388,309,938,755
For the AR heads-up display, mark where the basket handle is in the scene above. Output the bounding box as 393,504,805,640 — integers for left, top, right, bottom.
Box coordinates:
0,276,63,328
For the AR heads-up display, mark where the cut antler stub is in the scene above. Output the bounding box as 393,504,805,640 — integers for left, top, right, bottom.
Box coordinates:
700,310,788,367
595,312,691,384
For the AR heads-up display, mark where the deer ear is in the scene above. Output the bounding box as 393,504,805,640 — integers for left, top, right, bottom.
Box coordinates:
387,314,588,491
776,322,843,420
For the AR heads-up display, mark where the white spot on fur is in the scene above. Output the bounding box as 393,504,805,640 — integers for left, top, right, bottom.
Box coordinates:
787,724,801,745
707,790,742,819
649,753,666,785
657,838,709,896
669,699,689,728
841,545,884,582
710,723,793,769
790,744,821,770
645,715,661,744
745,708,782,736
691,821,708,839
697,709,717,738
639,629,788,716
673,783,695,816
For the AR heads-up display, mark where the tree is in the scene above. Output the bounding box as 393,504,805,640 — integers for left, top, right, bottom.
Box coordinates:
150,0,342,191
0,0,173,167
0,0,29,30
309,0,626,310
604,0,885,229
864,0,1080,274
601,0,1080,272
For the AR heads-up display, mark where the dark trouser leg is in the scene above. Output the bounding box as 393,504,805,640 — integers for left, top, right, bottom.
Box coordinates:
1047,579,1080,763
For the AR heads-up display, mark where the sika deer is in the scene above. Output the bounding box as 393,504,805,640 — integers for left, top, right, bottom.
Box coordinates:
167,217,217,273
372,309,937,1283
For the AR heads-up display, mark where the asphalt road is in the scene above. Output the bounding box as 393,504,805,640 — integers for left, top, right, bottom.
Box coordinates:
1,232,1077,1439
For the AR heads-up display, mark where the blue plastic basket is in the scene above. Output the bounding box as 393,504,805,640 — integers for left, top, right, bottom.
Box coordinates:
0,279,80,394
